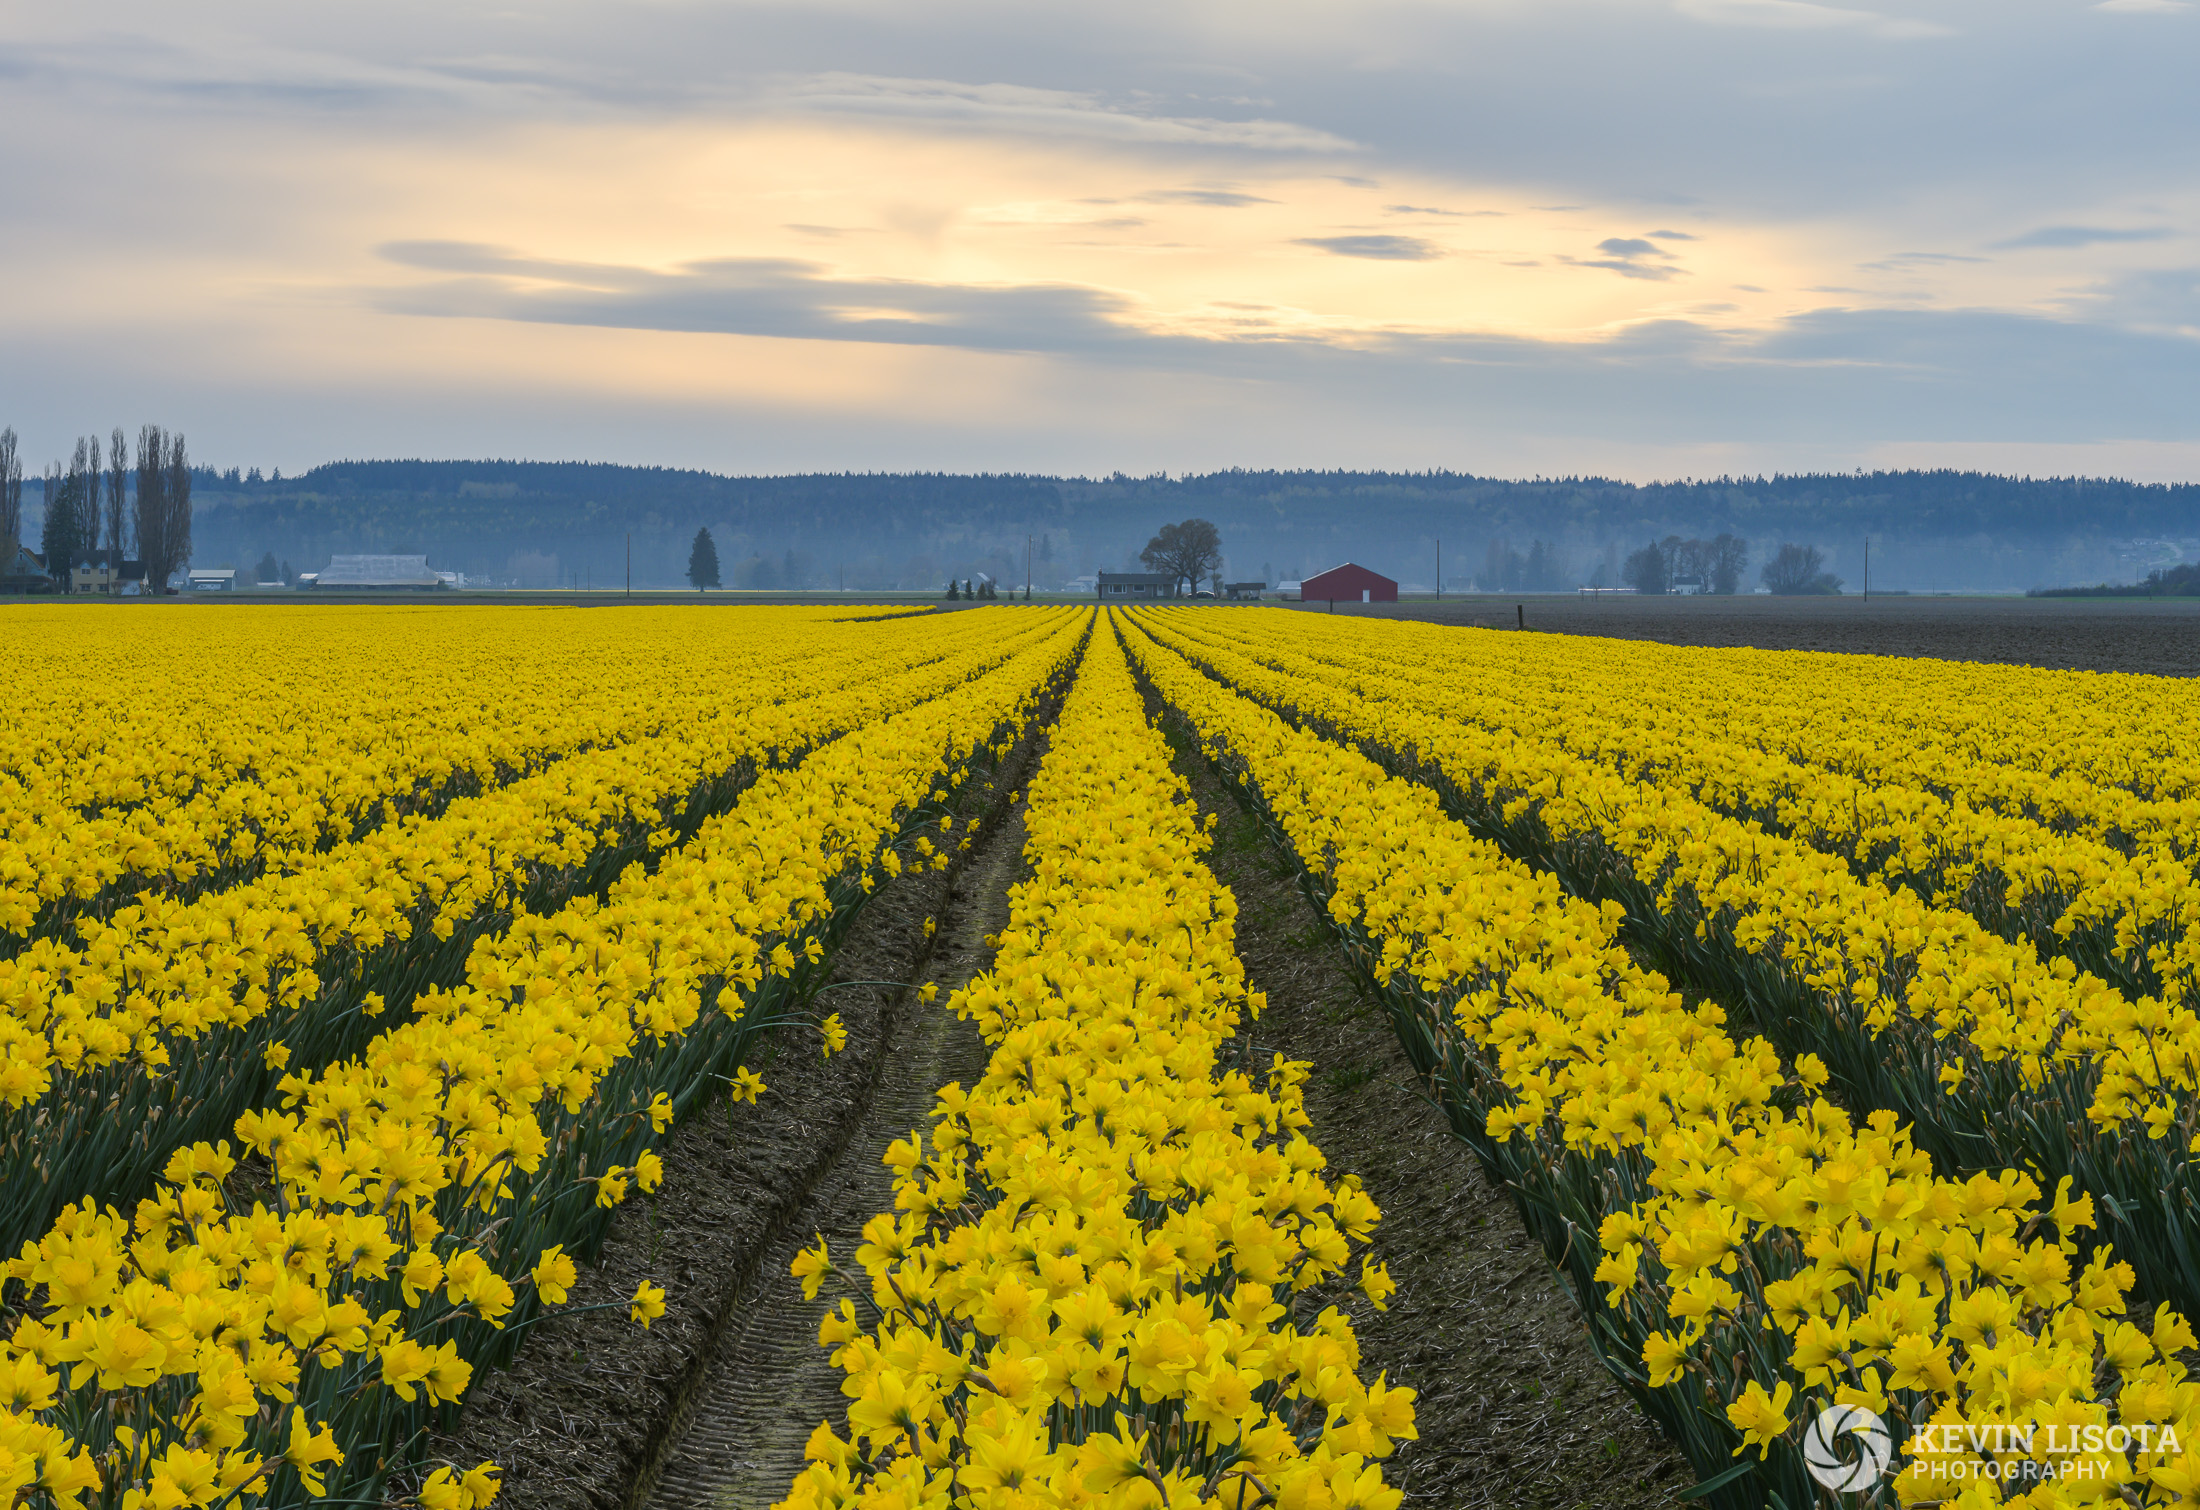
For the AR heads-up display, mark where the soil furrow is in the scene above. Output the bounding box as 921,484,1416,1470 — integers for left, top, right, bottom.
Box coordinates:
1148,697,1696,1509
638,791,1028,1510
428,704,1054,1510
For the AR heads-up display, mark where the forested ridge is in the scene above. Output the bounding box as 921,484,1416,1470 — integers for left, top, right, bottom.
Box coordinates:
166,460,2200,591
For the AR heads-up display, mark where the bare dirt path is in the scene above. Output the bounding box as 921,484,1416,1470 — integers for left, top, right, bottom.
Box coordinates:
1150,702,1694,1510
431,715,1047,1510
637,794,1025,1510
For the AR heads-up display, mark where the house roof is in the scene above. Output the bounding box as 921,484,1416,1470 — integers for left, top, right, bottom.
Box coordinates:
189,568,237,579
316,554,441,587
1097,571,1176,585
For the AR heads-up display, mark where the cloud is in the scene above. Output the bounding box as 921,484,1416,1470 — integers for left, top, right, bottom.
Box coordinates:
2094,0,2189,12
1675,0,1956,39
1560,235,1687,280
374,240,1153,356
1647,228,1699,240
771,74,1357,152
1383,203,1502,218
1861,250,1990,269
1566,257,1687,280
1141,189,1275,206
1994,224,2176,249
1294,234,1445,260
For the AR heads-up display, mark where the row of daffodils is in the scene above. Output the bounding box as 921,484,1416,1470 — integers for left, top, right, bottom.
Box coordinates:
0,606,1083,1510
0,607,1061,1259
779,621,1414,1510
1121,611,2200,1508
1132,608,2200,1332
0,605,915,946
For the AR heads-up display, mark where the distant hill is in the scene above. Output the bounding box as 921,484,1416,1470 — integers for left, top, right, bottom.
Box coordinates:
136,461,2200,591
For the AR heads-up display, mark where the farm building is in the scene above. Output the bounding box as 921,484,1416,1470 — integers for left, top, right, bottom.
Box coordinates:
313,554,445,590
187,568,236,593
1096,571,1179,598
1224,581,1267,600
73,552,145,596
1300,562,1398,603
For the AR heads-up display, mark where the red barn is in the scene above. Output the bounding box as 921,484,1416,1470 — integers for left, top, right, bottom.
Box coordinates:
1300,562,1398,603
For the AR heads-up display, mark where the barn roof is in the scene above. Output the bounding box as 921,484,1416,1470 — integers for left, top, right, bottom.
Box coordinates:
1303,561,1397,585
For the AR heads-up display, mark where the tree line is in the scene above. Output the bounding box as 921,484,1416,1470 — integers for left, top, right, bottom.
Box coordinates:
2032,562,2200,598
160,459,2198,596
0,425,195,594
1615,536,1844,595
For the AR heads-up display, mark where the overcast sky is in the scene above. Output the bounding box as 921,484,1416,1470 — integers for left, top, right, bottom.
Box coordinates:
4,0,2198,479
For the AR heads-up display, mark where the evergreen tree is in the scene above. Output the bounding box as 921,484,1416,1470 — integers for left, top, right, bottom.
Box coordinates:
41,466,89,591
1623,540,1670,595
946,579,959,599
687,527,720,591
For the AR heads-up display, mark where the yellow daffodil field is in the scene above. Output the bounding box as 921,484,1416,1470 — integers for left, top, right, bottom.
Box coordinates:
1120,605,2200,1507
7,600,2200,1510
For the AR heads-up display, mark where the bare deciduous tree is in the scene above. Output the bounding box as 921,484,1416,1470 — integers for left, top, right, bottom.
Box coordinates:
84,434,102,562
106,427,128,568
0,428,21,561
1709,533,1749,595
1139,518,1222,596
164,433,193,590
1761,542,1843,595
136,424,185,593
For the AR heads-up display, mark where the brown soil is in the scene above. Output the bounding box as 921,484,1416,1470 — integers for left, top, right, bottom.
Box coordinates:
637,797,1021,1510
1151,704,1694,1510
426,720,1047,1510
1284,593,2200,676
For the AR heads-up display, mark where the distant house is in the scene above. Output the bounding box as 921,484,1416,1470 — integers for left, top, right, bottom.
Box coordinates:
312,554,444,590
1096,571,1179,598
1300,562,1398,603
3,546,53,595
73,551,146,596
1223,581,1267,600
188,568,237,593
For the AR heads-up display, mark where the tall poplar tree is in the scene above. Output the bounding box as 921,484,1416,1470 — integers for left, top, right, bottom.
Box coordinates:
135,425,172,592
105,427,128,567
0,428,21,563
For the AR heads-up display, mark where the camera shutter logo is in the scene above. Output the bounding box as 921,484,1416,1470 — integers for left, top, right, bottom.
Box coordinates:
1804,1405,1893,1492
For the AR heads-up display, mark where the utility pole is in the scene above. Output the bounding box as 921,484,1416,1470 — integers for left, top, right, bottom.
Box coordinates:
625,533,630,598
1435,537,1441,600
1026,535,1032,600
1863,536,1870,602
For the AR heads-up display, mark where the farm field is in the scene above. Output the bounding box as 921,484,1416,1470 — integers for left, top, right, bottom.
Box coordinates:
1318,592,2200,676
7,601,2200,1510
